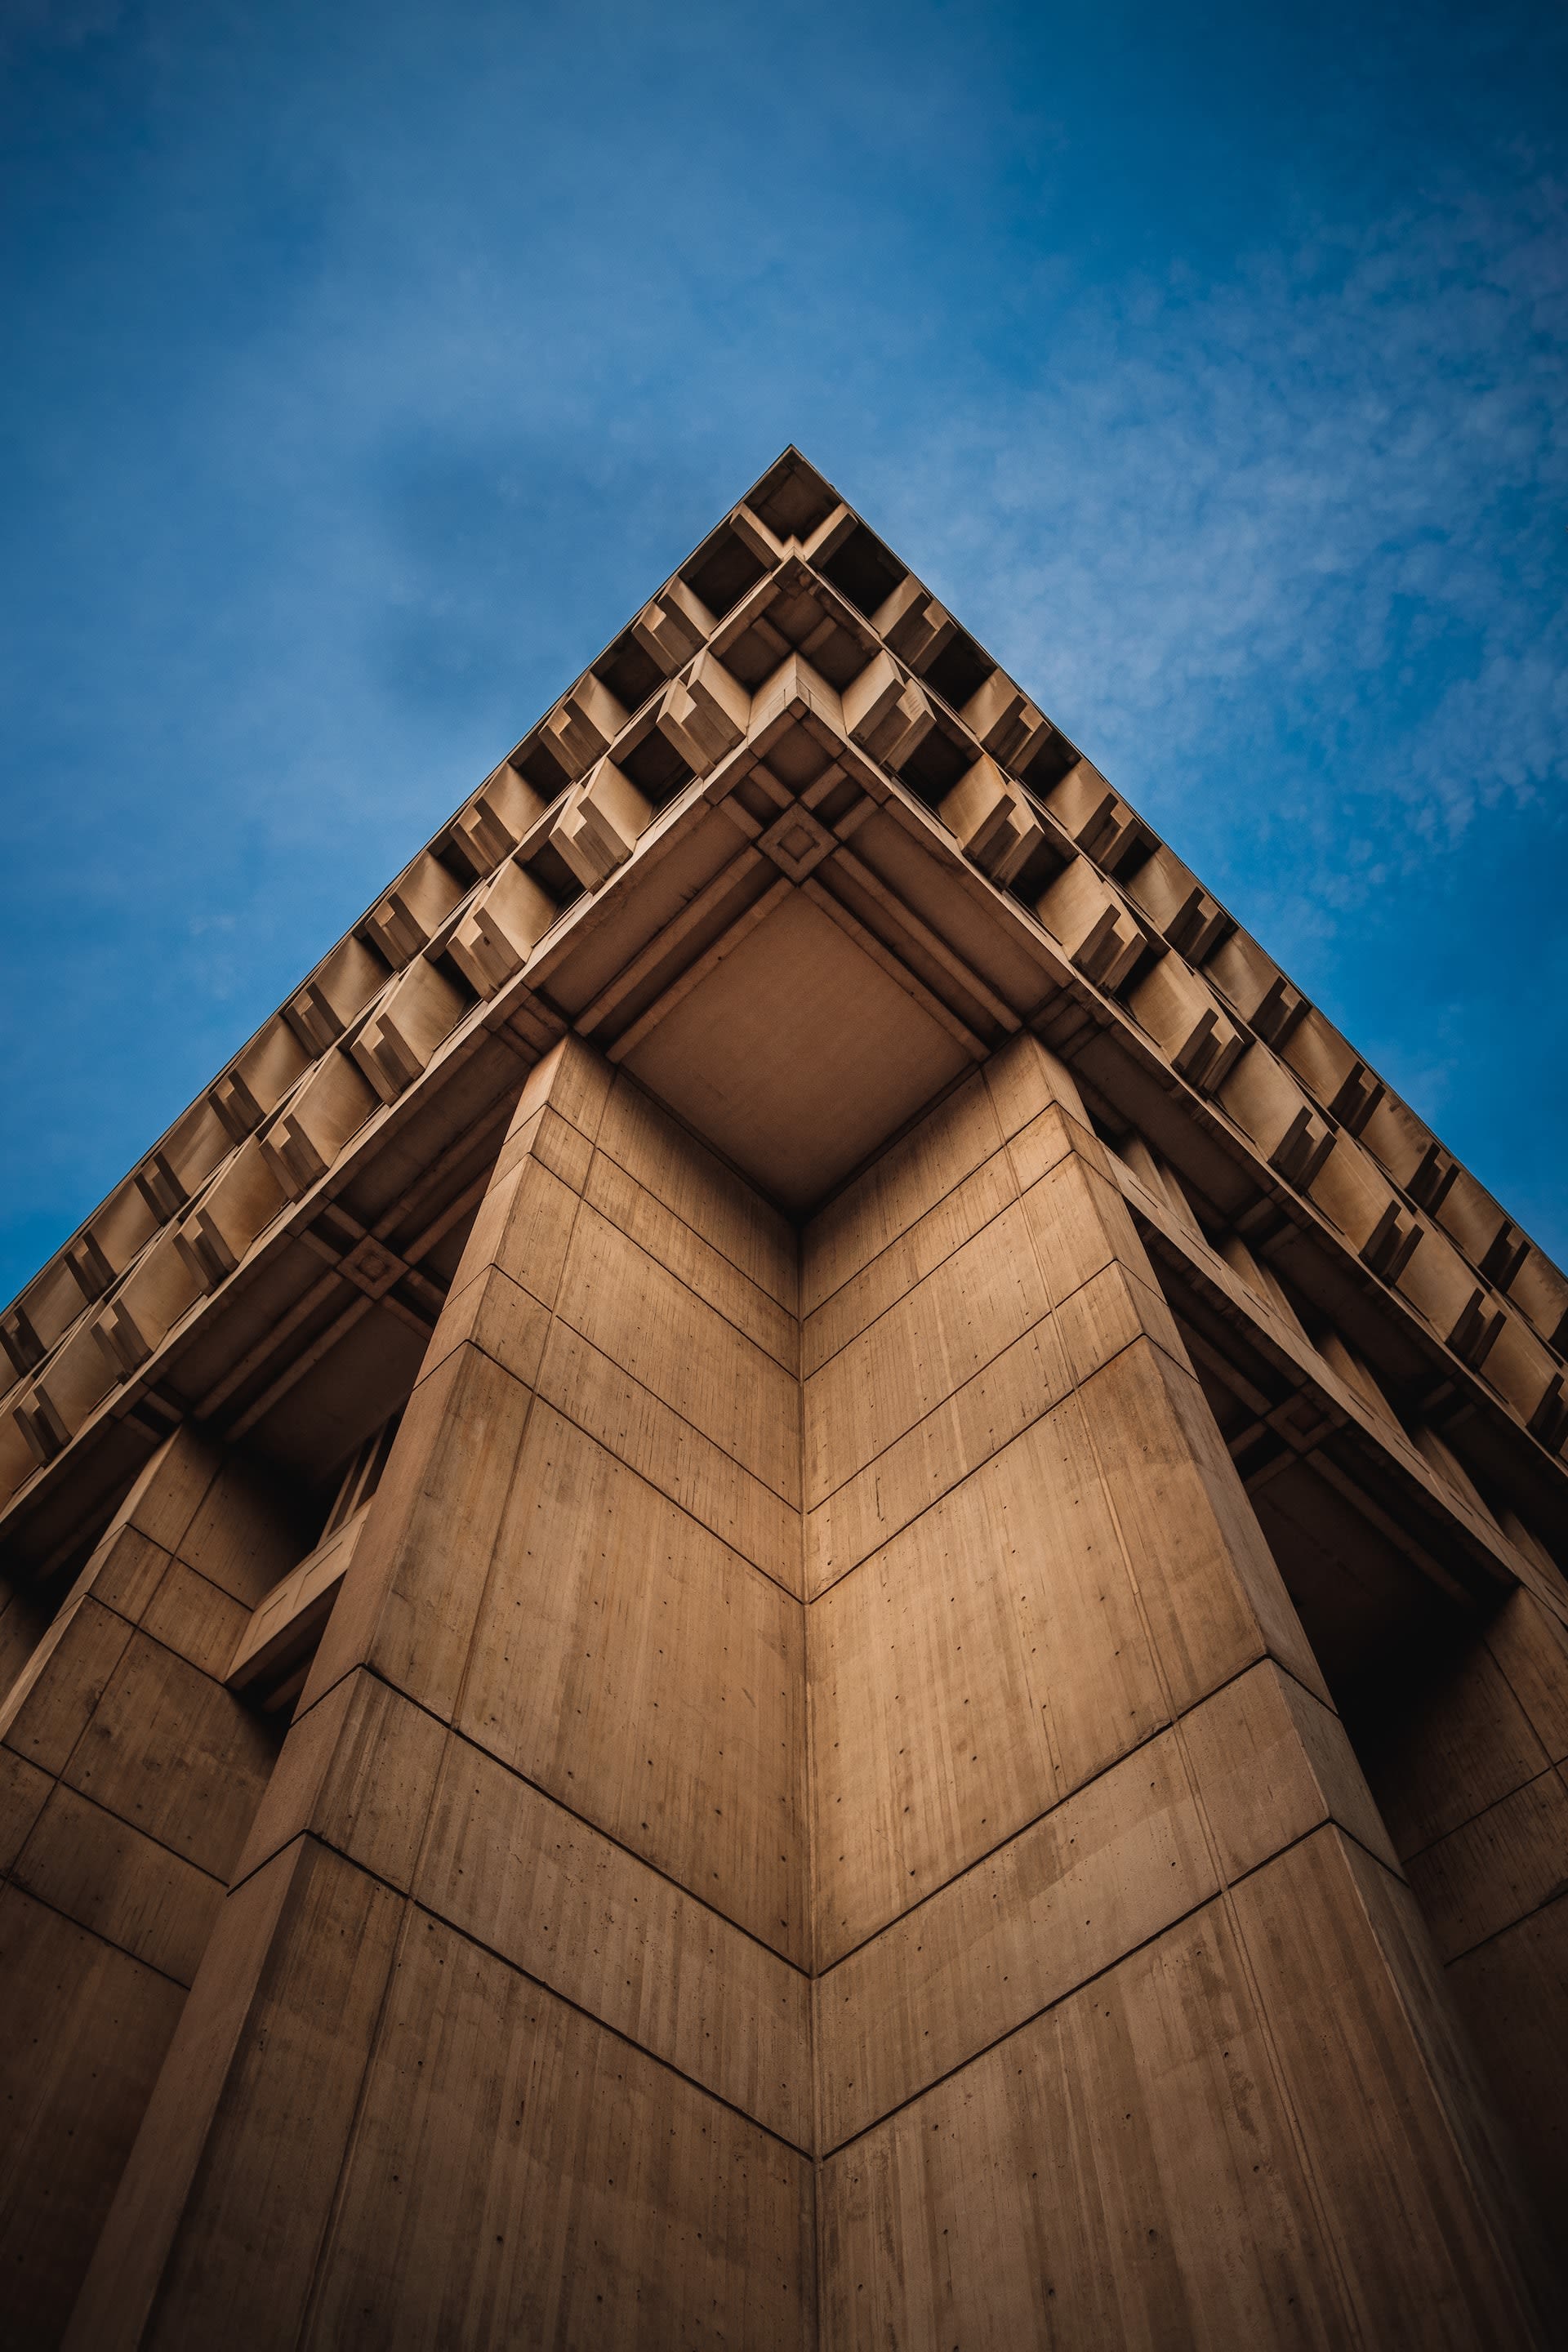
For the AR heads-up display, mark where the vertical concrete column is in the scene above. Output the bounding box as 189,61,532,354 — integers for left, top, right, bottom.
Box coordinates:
66,1037,814,2352
808,1031,1544,2349
0,1428,305,2351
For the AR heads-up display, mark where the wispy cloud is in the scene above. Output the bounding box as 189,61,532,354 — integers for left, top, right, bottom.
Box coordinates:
2,0,1565,1293
871,169,1567,863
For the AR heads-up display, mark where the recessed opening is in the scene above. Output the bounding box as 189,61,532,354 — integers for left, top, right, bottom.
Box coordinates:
594,628,666,718
923,630,992,714
716,617,794,693
682,523,768,618
228,1410,406,1721
513,736,575,804
898,722,971,804
1005,826,1073,905
1021,729,1080,795
765,719,835,792
617,725,693,804
517,832,586,909
819,522,905,617
748,453,836,543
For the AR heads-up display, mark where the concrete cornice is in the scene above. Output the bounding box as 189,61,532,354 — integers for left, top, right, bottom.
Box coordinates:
4,446,1566,1575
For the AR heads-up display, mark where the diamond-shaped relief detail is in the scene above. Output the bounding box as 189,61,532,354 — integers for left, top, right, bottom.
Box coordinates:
1267,1392,1341,1453
340,1236,411,1299
758,805,835,883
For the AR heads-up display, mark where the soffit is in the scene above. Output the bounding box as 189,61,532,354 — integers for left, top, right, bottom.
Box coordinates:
621,888,971,1213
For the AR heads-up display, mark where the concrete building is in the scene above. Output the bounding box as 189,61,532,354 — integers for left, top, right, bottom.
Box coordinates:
2,449,1566,2349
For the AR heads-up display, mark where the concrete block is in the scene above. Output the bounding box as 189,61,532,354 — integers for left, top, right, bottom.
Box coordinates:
938,751,1044,884
447,858,556,996
548,757,654,889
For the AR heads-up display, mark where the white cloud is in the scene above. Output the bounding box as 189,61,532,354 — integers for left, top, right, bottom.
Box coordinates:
861,186,1562,760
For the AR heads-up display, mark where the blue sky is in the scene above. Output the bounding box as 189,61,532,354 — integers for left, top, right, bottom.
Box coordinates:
2,0,1565,1303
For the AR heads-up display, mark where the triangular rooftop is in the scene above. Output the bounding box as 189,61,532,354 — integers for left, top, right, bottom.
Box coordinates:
3,447,1566,1582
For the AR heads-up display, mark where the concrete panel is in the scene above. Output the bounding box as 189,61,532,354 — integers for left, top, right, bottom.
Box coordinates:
1346,1831,1559,2327
109,1432,222,1561
556,1199,800,1504
821,1898,1348,2350
13,1781,222,1984
805,1313,1071,1597
64,1839,404,2352
503,1098,595,1196
457,1405,807,1964
596,1073,798,1310
0,1890,185,2352
444,1147,584,1317
1054,1257,1192,1386
1181,1658,1401,1881
817,1728,1216,2147
1485,1588,1568,1763
1004,1096,1102,1192
0,1415,311,2344
172,1451,313,1607
537,1319,803,1594
417,1260,552,1392
1408,1768,1568,1961
234,1667,447,1894
1232,1826,1542,2347
70,1525,172,1624
0,1741,51,1867
980,1028,1091,1143
0,1592,132,1775
417,1736,811,2146
585,1146,799,1371
1356,1628,1552,1857
61,1629,276,1880
804,1068,1002,1315
1077,1339,1331,1711
810,1400,1165,1966
301,1910,814,2351
301,1341,540,1719
1018,1149,1149,1311
804,1196,1049,1504
802,1146,1017,1379
1449,1892,1568,2229
510,1031,616,1152
136,1559,252,1682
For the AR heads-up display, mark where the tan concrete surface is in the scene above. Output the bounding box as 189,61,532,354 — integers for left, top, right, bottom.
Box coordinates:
2,451,1566,2346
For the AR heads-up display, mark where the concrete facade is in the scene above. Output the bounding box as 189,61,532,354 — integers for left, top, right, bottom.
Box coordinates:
3,450,1566,2345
